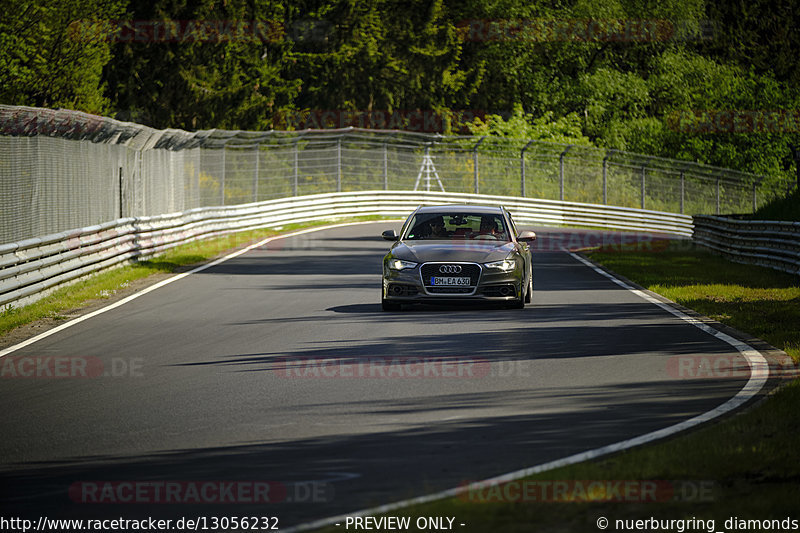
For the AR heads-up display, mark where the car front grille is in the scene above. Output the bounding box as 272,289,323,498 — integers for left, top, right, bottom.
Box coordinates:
420,262,481,293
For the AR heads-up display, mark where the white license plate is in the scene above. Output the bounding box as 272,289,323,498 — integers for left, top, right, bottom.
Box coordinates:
430,276,471,286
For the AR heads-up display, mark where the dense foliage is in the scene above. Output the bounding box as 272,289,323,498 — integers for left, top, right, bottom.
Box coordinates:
1,0,798,187
747,188,800,221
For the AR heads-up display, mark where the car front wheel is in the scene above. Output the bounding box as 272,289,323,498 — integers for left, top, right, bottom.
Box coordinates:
524,272,533,303
382,297,401,311
507,283,525,309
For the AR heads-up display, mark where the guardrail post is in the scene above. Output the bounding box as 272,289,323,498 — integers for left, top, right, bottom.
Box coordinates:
680,171,685,214
641,166,646,209
473,136,486,194
559,146,572,201
521,140,534,197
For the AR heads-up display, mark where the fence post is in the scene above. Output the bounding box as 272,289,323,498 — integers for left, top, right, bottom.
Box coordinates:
473,136,486,194
521,140,534,197
559,146,572,201
641,166,646,209
424,145,431,191
602,150,615,205
253,144,260,202
752,181,758,213
221,145,226,206
337,136,342,192
680,171,685,214
383,142,388,190
136,149,143,216
293,138,299,196
118,167,123,218
716,177,720,215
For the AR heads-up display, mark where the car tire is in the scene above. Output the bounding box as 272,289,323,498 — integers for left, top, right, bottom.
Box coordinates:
524,273,533,303
382,298,401,311
507,284,525,309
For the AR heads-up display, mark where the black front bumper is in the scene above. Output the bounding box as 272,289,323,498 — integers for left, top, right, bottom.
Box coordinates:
383,261,523,303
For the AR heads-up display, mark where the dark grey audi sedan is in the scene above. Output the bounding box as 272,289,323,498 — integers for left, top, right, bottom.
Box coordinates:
381,205,536,311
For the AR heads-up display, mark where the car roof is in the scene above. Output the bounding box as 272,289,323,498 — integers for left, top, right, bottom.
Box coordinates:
415,204,504,215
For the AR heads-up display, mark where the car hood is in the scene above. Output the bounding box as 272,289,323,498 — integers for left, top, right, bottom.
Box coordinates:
391,241,516,263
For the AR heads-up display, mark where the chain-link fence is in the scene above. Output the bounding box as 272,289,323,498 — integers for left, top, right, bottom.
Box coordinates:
0,104,787,245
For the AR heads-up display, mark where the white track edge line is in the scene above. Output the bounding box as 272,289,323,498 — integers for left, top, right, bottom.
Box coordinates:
282,249,771,533
0,221,391,359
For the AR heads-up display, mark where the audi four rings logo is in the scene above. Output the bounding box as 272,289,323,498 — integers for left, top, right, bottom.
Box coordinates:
439,265,462,274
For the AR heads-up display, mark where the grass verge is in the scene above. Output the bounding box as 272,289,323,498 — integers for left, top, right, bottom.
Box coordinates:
0,217,391,339
312,242,800,532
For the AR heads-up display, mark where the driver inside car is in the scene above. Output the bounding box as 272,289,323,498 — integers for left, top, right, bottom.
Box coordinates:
475,216,502,239
427,216,451,239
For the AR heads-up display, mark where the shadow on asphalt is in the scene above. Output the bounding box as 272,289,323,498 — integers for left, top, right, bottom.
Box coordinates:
0,376,743,529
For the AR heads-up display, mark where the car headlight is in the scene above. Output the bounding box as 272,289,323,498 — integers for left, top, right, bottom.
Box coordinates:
484,258,516,272
388,258,418,270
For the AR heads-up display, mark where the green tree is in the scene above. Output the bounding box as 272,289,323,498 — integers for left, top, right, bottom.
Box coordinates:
284,0,476,122
467,103,593,145
701,0,800,87
0,0,126,113
104,0,300,129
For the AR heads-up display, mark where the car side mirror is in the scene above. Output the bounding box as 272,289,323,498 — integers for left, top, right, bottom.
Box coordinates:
518,230,537,242
382,229,399,241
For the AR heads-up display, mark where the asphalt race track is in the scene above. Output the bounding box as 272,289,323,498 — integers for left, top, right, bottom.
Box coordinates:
0,222,756,529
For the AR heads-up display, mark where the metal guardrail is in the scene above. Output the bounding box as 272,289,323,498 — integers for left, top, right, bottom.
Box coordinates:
0,191,692,310
693,215,800,275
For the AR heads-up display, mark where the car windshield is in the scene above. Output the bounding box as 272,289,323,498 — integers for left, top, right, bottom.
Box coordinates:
403,213,510,241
